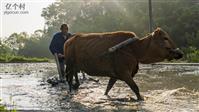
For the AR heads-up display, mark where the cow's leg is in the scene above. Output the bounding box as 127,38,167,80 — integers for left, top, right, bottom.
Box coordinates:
72,71,80,90
104,52,118,95
66,61,80,91
124,77,144,101
65,65,69,81
67,73,73,92
82,72,86,80
59,61,65,82
104,77,117,95
66,62,74,92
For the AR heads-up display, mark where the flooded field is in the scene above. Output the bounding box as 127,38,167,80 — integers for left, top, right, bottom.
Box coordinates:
0,63,199,112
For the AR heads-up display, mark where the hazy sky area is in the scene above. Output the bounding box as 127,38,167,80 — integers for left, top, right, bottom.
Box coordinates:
0,0,55,38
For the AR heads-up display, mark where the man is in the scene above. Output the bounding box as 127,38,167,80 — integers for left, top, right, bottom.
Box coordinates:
49,24,72,81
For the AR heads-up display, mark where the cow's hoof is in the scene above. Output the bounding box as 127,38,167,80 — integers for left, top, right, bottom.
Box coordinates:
104,92,108,95
59,79,66,83
137,96,144,101
47,78,59,86
72,83,80,90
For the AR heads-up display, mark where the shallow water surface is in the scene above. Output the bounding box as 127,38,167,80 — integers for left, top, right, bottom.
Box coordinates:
0,63,199,112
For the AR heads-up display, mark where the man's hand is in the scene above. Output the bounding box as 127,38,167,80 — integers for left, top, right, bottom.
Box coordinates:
58,53,64,58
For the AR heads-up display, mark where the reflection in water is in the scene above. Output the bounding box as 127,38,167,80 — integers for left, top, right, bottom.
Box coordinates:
0,63,199,112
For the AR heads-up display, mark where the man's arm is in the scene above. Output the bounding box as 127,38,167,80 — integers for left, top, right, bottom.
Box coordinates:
67,32,75,39
49,35,59,55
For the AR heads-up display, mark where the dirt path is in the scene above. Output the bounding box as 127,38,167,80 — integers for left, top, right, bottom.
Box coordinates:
0,63,199,112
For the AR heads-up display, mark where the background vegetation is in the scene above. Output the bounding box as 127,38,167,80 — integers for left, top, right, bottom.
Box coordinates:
0,99,16,112
0,0,199,62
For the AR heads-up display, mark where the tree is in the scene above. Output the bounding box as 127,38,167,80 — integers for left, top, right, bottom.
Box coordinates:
3,0,199,58
18,31,52,58
152,0,199,47
4,32,28,54
0,39,12,55
41,0,149,37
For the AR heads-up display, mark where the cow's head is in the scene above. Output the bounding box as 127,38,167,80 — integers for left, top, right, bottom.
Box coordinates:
150,28,183,61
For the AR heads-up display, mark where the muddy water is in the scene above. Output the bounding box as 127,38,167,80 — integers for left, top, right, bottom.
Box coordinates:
0,63,199,112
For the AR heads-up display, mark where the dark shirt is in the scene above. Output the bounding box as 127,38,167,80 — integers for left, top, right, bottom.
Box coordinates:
49,32,72,60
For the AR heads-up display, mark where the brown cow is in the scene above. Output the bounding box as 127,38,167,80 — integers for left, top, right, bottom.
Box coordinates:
64,28,183,101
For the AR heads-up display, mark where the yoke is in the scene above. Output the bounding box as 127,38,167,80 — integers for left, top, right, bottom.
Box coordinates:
108,37,138,53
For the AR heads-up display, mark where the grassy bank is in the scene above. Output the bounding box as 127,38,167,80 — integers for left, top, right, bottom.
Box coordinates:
182,47,199,63
0,54,49,63
0,99,16,112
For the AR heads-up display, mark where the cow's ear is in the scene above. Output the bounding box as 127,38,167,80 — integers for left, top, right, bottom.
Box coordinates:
153,27,162,36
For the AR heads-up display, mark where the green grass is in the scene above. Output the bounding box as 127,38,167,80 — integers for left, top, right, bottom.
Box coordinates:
182,46,199,63
0,54,49,63
0,99,17,112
